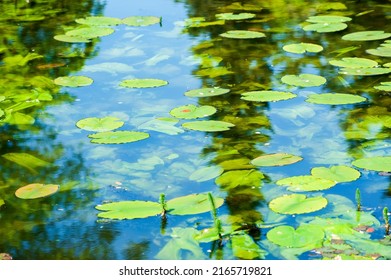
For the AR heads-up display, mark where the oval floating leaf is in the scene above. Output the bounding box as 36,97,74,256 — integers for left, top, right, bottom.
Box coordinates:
88,131,150,144
182,120,235,132
250,153,303,167
167,193,224,215
339,67,391,76
119,78,168,88
269,194,328,215
267,224,324,248
281,74,326,87
241,91,297,102
53,35,91,43
54,76,93,87
305,93,367,105
184,87,230,97
367,47,391,57
352,156,391,172
76,117,124,132
15,183,59,199
215,12,256,20
342,31,391,41
66,27,115,39
306,15,352,23
303,22,347,33
75,16,122,26
329,57,378,68
276,175,336,192
311,165,361,183
283,43,323,54
96,201,161,220
170,104,216,119
231,234,266,259
374,81,391,91
122,16,161,26
219,30,266,39
189,166,224,182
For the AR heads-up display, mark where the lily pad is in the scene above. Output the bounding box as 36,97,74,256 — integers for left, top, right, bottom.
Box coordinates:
15,183,59,199
189,166,224,182
66,27,115,39
305,93,367,105
138,118,184,135
76,117,124,132
250,153,303,167
267,224,325,248
169,104,216,119
122,16,161,26
54,76,93,87
339,67,391,76
96,201,162,220
215,169,264,189
241,91,297,102
306,15,352,23
276,175,336,192
366,47,391,57
342,31,391,41
283,43,323,54
231,234,266,259
303,22,347,33
88,131,150,144
219,30,266,39
184,87,230,97
352,156,391,172
269,194,328,215
374,81,391,91
75,16,122,26
53,35,91,43
311,165,361,183
167,193,224,215
182,120,235,132
215,12,256,20
329,57,378,68
119,78,168,88
281,74,326,87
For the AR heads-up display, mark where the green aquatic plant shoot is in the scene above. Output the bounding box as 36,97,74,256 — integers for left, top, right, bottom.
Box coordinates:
383,207,389,235
208,192,222,240
356,188,361,211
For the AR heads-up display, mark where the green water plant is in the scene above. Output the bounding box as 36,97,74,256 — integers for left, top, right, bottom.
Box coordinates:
355,188,361,211
384,207,390,235
54,76,93,87
219,30,266,39
119,78,168,88
15,183,59,199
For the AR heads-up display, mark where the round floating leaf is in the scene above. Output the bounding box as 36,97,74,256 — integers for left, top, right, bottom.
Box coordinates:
329,57,378,68
219,30,266,39
182,120,235,132
342,31,391,41
88,131,150,144
366,47,391,57
269,194,328,215
96,201,161,220
167,193,224,215
303,22,347,33
15,183,59,199
241,91,297,102
53,35,91,43
250,153,303,167
306,15,352,23
281,74,326,87
54,76,93,87
75,16,122,26
76,117,124,132
189,166,224,182
215,169,264,189
276,175,336,192
231,234,266,259
374,81,391,91
215,12,256,20
184,87,230,97
66,27,115,39
119,78,168,88
305,93,367,105
339,67,391,76
122,16,161,26
311,165,361,183
169,104,216,119
267,224,325,248
283,43,323,54
352,156,391,172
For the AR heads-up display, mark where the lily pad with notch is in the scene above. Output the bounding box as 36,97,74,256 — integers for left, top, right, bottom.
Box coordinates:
250,153,303,167
241,91,297,102
267,224,325,248
88,131,150,144
170,104,217,119
305,93,367,105
119,78,168,88
276,175,336,192
303,22,347,33
184,87,230,97
281,74,326,87
283,43,323,54
182,120,235,132
76,117,124,132
269,194,328,215
311,165,361,183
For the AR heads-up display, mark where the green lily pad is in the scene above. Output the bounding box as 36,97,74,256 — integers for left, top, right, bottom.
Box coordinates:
182,120,235,132
250,153,303,167
189,166,224,182
53,35,91,43
2,153,51,174
306,15,352,23
167,193,224,215
352,156,391,172
15,183,59,199
215,169,264,189
88,131,150,144
54,76,93,87
366,47,391,57
122,16,161,26
76,117,124,132
169,104,216,119
281,74,326,87
311,165,361,183
184,87,230,97
267,224,325,248
305,93,367,105
269,194,328,215
66,27,115,39
219,30,266,39
75,16,122,26
283,43,323,54
231,234,266,259
329,57,378,68
96,201,162,220
119,78,168,88
138,118,184,135
342,31,391,41
303,22,347,33
339,67,391,76
374,81,391,91
195,66,234,78
276,175,336,192
215,12,256,20
240,91,297,102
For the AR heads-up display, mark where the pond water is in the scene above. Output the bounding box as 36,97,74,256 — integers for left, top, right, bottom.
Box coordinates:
0,0,391,260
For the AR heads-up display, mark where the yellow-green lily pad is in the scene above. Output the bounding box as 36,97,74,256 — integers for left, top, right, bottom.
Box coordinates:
219,30,266,39
250,153,303,166
119,78,168,88
283,43,323,54
241,91,297,102
281,73,326,87
305,93,367,105
311,165,361,183
267,224,325,248
170,104,217,119
54,76,93,87
342,31,391,41
76,117,124,132
276,175,336,192
352,156,391,172
15,183,59,199
269,194,328,215
88,131,150,144
122,16,161,26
